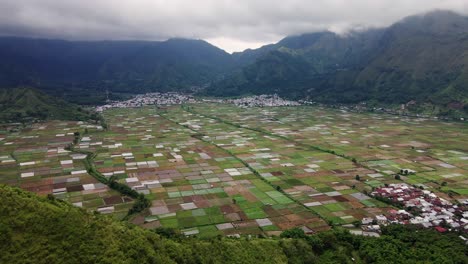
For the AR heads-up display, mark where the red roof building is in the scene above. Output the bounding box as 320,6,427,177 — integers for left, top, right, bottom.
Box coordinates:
435,226,447,233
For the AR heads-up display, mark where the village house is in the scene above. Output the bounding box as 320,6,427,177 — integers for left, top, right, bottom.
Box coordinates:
362,183,467,233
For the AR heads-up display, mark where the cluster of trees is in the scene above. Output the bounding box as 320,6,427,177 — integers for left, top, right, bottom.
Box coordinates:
109,178,151,216
65,124,149,217
72,146,150,217
400,169,415,176
2,184,467,264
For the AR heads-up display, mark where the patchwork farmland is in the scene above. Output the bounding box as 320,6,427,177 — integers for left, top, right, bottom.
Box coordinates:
1,103,466,237
0,121,134,218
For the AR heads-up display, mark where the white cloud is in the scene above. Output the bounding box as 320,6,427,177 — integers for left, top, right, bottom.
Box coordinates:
1,0,467,52
206,37,275,53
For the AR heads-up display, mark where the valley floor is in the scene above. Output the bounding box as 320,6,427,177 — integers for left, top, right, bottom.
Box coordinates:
0,103,466,237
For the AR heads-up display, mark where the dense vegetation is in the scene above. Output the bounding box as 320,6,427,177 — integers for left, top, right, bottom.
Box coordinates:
1,184,466,264
0,87,100,123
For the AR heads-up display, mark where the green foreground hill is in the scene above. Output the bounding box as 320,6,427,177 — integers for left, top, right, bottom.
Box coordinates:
1,184,466,264
0,87,99,123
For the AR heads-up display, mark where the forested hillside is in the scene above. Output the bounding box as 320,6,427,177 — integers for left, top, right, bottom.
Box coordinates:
1,185,466,264
0,87,99,122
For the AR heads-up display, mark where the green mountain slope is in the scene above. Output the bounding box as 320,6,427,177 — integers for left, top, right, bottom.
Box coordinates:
0,87,98,122
207,10,468,115
1,184,467,264
354,10,468,105
0,37,233,95
207,30,383,98
97,38,234,93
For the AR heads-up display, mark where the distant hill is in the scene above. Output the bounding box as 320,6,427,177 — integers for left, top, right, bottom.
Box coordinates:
0,37,233,99
209,29,384,98
1,184,466,264
207,10,468,116
0,10,467,114
0,87,97,122
354,10,468,105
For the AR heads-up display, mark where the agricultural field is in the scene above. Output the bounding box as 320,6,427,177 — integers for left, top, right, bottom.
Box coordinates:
0,121,134,219
84,107,329,237
0,103,466,237
189,104,468,200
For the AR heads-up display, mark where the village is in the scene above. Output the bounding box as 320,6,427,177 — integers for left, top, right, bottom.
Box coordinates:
223,94,301,107
95,92,197,112
358,183,468,236
95,92,467,123
96,92,302,112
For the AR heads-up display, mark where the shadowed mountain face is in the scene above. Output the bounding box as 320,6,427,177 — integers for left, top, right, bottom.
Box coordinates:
209,11,468,109
0,38,233,94
0,10,467,111
350,11,468,104
211,29,386,99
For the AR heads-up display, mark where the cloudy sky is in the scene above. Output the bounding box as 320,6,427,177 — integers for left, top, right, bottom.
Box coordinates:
1,0,468,52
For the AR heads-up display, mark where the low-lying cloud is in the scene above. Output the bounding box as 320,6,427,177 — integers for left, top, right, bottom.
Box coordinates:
1,0,468,52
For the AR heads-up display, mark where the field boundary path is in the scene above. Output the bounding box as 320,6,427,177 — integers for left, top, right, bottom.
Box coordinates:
181,105,380,176
67,131,151,219
158,108,340,226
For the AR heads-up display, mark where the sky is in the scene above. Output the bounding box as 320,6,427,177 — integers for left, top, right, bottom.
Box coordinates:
1,0,468,53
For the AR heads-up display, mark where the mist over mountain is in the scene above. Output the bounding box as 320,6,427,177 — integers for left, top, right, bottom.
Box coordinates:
209,11,468,111
0,10,467,113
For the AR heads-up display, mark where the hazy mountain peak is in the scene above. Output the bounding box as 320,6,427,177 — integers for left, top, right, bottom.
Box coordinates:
395,9,468,34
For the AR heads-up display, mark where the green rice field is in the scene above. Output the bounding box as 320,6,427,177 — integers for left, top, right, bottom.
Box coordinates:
1,103,466,237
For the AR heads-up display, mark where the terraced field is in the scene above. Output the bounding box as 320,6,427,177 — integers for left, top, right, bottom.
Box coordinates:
0,103,466,237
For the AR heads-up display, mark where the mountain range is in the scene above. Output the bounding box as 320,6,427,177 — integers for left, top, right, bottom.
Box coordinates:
208,10,468,110
0,10,466,114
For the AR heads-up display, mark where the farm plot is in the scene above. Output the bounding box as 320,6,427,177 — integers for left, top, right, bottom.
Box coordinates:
0,121,133,218
190,104,468,203
85,107,328,236
164,106,393,225
2,102,465,235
